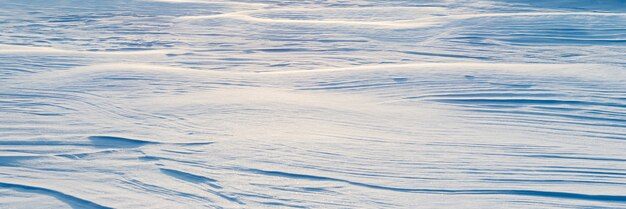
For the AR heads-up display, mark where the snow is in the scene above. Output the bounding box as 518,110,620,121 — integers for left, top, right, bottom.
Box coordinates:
1,0,626,208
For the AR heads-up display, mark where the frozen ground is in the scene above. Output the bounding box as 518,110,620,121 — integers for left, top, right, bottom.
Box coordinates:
1,0,626,208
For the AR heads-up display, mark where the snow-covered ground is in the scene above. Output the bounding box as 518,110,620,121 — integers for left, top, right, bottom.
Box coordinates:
1,0,626,208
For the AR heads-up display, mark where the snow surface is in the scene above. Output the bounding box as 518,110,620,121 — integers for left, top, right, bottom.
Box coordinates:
1,0,626,208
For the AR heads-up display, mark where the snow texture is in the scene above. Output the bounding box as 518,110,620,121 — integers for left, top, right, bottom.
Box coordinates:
1,0,626,208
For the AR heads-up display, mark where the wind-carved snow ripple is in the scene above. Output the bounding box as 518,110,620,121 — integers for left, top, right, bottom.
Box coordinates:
2,0,626,208
2,62,626,208
283,63,626,207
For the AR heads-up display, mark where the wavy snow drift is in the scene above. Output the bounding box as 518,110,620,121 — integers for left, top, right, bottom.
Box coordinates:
1,0,626,208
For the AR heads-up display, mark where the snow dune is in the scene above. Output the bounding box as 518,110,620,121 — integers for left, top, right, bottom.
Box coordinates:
1,0,626,208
